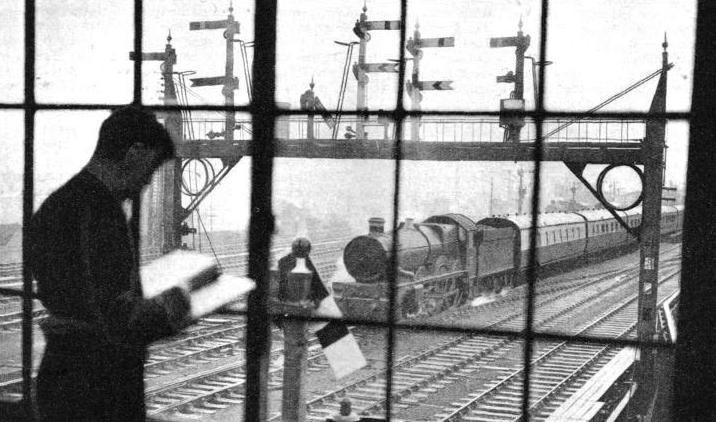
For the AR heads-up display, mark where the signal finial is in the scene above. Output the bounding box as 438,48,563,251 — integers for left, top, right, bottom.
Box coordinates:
662,32,668,51
310,76,315,90
363,0,367,13
167,29,172,44
229,0,234,14
518,15,524,34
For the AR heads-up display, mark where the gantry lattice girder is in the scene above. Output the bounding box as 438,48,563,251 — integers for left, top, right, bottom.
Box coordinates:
176,139,646,164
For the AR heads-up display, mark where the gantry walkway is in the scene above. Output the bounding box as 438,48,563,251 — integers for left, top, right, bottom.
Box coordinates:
176,116,648,164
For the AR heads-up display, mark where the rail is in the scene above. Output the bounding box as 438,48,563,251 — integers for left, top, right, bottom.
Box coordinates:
437,271,680,421
661,290,679,343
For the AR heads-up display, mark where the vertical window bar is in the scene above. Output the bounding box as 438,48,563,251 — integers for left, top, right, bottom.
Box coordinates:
522,0,550,420
245,0,277,420
674,3,716,418
22,0,36,414
385,1,409,419
133,0,143,104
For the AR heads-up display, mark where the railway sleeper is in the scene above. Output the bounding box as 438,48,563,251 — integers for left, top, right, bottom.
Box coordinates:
184,404,216,414
197,400,230,410
213,395,243,405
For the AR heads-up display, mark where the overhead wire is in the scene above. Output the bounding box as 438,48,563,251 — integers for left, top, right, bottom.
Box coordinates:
196,208,223,271
333,43,356,139
542,65,671,140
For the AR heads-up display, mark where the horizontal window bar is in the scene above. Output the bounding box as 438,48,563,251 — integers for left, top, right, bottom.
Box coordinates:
0,102,693,120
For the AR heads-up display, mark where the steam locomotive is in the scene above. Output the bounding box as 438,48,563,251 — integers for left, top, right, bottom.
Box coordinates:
333,205,683,320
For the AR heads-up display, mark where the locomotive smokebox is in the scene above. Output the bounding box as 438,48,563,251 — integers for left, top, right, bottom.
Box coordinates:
344,218,431,283
343,235,389,283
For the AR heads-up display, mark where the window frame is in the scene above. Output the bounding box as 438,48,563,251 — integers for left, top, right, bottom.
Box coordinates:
2,0,708,420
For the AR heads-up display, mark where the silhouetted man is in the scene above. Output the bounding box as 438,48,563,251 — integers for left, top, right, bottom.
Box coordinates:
277,237,328,306
28,106,192,421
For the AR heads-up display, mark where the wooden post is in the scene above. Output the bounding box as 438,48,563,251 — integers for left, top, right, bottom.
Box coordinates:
282,319,308,422
281,244,314,422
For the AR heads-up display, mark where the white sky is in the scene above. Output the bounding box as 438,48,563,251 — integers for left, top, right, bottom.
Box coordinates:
0,0,697,229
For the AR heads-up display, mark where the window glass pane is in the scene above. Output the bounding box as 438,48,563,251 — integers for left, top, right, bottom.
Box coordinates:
276,0,401,111
141,110,252,261
535,120,687,343
0,111,37,403
143,0,255,107
143,313,249,420
546,0,696,113
0,2,23,103
34,110,255,420
36,1,133,104
406,0,543,113
34,111,105,207
0,330,44,403
270,324,384,421
271,151,395,324
392,132,537,331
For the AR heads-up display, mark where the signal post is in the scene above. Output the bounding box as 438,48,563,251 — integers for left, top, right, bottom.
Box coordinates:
129,32,183,252
274,240,317,422
490,19,530,143
352,3,401,139
406,24,454,141
189,6,241,142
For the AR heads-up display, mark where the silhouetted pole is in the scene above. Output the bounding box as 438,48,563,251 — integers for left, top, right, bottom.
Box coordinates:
281,240,315,422
629,36,669,421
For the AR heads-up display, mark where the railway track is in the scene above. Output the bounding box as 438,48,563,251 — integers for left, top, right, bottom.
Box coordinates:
433,273,679,422
0,244,681,420
143,331,356,419
293,263,680,422
0,315,247,396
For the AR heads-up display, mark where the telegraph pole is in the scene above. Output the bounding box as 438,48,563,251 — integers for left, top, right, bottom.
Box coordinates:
489,177,494,216
517,167,526,214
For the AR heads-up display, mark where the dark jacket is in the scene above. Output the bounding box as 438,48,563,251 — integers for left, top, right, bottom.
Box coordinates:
28,169,190,422
277,254,328,304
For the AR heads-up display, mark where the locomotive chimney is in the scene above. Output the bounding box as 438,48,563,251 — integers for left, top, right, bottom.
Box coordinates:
368,217,385,234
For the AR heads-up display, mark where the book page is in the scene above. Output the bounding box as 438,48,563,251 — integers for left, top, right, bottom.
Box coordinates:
190,274,256,319
140,250,218,299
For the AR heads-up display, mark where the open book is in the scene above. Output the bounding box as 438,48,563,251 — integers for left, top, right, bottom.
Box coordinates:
140,250,255,319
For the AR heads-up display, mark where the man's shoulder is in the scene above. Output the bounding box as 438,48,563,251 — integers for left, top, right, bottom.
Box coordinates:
278,254,295,268
32,172,99,225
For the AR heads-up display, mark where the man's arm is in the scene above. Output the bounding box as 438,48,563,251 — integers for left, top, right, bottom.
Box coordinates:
83,206,191,347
